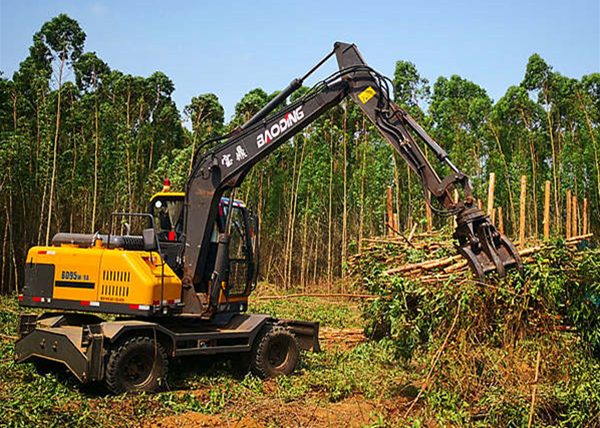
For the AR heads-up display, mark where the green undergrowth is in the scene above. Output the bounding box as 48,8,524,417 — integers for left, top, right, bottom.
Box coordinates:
0,293,398,427
248,294,363,329
1,240,600,427
351,237,600,427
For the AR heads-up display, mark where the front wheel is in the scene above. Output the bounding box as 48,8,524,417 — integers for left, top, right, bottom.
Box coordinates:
250,324,299,378
105,336,168,394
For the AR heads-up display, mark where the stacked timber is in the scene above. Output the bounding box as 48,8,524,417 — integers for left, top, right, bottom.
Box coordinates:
349,232,594,283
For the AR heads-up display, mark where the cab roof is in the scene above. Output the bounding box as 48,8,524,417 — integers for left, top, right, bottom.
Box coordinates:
149,192,185,202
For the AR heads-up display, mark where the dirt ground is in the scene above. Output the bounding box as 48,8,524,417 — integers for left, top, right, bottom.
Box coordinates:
148,328,387,428
149,395,388,428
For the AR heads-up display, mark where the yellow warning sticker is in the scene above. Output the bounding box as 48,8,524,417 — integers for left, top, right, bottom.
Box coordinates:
358,86,376,104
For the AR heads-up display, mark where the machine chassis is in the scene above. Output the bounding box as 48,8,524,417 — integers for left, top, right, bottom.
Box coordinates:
15,311,319,385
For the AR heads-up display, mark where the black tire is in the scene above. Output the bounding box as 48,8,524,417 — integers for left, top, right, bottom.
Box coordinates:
105,336,168,394
250,324,299,379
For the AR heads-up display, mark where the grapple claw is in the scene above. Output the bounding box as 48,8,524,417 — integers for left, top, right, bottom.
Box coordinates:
454,206,523,282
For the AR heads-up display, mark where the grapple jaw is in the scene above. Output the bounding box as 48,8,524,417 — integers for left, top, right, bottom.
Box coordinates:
453,205,523,281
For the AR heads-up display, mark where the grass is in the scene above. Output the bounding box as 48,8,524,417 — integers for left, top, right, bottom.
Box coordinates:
0,290,394,427
1,276,600,427
249,294,364,329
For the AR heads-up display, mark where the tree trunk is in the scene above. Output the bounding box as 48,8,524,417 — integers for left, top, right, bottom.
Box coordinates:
1,217,8,294
45,46,66,245
300,184,310,290
91,72,99,232
341,108,348,278
286,133,309,288
7,188,17,292
489,121,517,227
392,154,401,230
543,88,560,233
284,137,299,288
359,118,367,249
125,90,133,211
37,94,50,245
69,93,77,233
313,224,319,285
327,122,334,286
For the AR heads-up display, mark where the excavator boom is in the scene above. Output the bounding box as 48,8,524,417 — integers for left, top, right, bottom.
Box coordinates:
183,42,523,313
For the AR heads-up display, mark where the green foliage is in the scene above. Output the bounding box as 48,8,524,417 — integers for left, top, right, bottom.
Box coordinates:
359,243,600,357
231,87,269,127
393,60,430,112
184,93,224,138
38,13,86,65
522,53,553,93
353,244,600,426
73,52,110,91
249,293,363,329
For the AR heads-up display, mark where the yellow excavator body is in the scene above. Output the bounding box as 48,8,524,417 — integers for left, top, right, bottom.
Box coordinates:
21,242,182,315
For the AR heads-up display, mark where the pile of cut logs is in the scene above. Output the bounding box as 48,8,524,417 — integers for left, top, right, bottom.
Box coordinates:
351,232,594,284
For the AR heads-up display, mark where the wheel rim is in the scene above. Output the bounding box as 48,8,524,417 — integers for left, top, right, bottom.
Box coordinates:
267,338,290,369
121,353,153,388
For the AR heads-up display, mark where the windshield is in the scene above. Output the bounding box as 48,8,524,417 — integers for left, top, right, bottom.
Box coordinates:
152,198,184,242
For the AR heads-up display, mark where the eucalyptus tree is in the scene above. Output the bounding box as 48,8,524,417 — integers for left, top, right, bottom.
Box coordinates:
145,72,183,176
489,85,545,233
0,74,10,132
430,75,492,198
184,93,225,171
521,54,562,230
576,73,600,227
74,52,110,231
393,60,430,230
552,75,585,194
12,34,52,203
393,60,430,117
37,14,86,244
0,23,55,292
231,88,269,129
102,71,146,211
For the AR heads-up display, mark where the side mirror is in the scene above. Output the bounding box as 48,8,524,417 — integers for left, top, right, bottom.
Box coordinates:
142,228,158,251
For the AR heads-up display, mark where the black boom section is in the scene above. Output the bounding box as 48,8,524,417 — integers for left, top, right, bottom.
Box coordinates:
183,81,348,291
182,41,523,309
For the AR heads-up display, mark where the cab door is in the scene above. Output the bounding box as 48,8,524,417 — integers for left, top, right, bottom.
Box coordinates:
225,205,254,298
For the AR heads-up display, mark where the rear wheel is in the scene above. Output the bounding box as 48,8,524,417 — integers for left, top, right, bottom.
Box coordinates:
251,324,299,378
105,336,168,394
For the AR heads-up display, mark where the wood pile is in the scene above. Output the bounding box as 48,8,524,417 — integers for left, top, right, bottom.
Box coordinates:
319,327,366,347
349,232,594,284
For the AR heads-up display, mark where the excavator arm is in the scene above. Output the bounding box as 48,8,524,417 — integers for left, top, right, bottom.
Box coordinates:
333,43,522,280
182,42,523,313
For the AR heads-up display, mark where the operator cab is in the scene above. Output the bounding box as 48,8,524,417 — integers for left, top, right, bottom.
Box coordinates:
149,187,258,303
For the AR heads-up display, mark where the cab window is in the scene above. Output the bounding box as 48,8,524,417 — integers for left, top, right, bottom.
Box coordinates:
153,198,184,242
